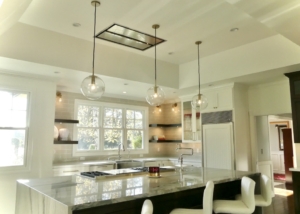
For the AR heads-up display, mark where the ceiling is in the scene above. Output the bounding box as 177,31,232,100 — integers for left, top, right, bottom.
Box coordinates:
1,0,300,101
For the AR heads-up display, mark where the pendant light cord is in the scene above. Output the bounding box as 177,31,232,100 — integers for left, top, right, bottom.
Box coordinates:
92,3,97,77
197,43,200,95
154,28,157,86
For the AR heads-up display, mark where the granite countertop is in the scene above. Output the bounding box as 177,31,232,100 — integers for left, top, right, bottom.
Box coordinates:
17,167,256,212
289,168,300,172
53,157,201,168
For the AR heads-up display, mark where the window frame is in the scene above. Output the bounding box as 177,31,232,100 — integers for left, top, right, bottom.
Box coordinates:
73,99,149,157
0,88,31,173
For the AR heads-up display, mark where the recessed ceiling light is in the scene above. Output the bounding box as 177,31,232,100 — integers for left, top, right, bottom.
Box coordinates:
124,83,128,85
73,23,81,27
123,91,127,94
230,28,239,32
169,52,174,55
208,84,213,87
54,71,60,74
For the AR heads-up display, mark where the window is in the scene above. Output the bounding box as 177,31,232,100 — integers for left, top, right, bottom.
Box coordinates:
0,90,29,168
74,100,148,156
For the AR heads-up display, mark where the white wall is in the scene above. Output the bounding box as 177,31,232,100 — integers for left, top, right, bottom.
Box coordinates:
0,23,179,89
256,116,271,162
179,35,300,89
0,73,56,214
247,80,300,170
248,80,291,116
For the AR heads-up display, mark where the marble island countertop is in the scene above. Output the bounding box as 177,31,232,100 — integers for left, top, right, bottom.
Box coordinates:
17,167,257,213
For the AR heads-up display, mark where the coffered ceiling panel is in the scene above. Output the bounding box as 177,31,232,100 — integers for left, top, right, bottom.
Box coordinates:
19,0,277,64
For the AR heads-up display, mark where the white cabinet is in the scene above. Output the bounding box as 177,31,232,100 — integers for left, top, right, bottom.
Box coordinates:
53,164,114,176
53,165,89,176
143,160,175,167
181,97,201,143
202,86,233,113
89,164,114,171
160,160,174,166
203,123,234,170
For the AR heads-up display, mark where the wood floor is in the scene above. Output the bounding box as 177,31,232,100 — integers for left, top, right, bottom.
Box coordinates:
262,181,295,214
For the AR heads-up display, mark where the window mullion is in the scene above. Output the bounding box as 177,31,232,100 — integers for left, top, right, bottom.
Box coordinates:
99,106,103,152
123,108,126,149
74,100,148,156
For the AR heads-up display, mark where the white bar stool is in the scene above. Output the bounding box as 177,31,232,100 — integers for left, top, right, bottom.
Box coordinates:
141,199,153,214
213,176,256,214
236,174,272,207
169,180,214,214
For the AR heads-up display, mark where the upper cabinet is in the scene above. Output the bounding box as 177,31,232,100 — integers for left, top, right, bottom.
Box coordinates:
181,97,201,143
201,86,233,113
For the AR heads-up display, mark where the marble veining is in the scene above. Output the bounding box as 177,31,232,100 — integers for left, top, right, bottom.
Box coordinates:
17,167,256,212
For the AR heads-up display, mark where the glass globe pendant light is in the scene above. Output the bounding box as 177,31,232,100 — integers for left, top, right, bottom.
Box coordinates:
146,24,165,106
191,41,208,110
81,1,105,100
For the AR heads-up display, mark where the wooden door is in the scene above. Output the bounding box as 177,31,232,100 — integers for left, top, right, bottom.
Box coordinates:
282,128,294,189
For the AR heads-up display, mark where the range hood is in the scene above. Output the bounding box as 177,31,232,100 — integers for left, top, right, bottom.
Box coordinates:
96,23,166,51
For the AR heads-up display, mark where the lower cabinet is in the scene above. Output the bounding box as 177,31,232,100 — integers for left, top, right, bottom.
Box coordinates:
170,159,202,167
53,164,115,176
143,160,175,167
53,165,89,176
89,164,114,171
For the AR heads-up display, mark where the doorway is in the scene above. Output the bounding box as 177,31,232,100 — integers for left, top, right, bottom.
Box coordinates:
256,115,294,189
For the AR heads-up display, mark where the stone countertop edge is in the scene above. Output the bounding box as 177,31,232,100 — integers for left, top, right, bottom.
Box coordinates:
289,168,300,171
71,173,254,211
17,168,258,211
53,157,202,167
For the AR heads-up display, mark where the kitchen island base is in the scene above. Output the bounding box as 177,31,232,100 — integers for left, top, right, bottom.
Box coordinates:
72,174,261,214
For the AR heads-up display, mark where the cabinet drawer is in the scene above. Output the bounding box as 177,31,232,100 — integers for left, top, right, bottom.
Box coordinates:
53,165,89,176
160,160,174,166
89,164,114,171
144,161,160,167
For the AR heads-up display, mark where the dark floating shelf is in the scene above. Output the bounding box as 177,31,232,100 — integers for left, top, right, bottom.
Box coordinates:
54,140,78,144
55,119,79,124
149,124,181,127
149,140,182,143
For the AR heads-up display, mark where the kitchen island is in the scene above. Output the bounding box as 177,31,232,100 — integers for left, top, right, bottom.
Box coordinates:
16,167,261,214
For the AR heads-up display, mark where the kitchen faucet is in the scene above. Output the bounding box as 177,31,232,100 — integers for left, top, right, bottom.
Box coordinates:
176,143,193,170
107,143,125,160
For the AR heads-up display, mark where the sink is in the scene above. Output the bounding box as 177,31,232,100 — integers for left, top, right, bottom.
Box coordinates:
115,160,142,169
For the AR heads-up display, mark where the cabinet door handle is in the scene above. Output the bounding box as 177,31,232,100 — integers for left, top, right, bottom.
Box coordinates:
63,170,79,173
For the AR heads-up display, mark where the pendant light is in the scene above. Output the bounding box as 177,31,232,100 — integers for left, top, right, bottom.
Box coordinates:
191,41,208,110
80,1,105,100
146,24,165,106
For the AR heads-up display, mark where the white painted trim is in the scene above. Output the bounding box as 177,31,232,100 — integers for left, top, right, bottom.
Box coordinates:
257,161,275,197
0,87,32,174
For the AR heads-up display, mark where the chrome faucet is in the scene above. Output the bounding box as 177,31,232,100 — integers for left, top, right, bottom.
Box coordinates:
107,143,125,160
118,143,125,160
176,144,193,170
